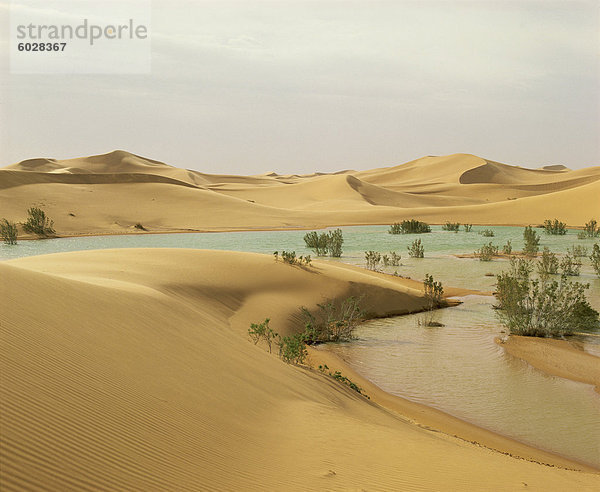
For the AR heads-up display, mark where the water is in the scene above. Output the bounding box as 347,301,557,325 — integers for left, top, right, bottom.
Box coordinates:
327,296,600,467
2,225,599,465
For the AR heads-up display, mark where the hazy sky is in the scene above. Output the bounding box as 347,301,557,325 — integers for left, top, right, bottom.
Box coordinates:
1,0,598,173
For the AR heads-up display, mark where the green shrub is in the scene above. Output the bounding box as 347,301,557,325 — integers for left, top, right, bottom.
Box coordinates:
463,224,473,232
277,250,311,267
326,228,344,257
583,219,599,238
568,245,588,258
537,247,559,278
560,252,581,276
475,242,498,261
22,207,55,236
543,219,567,235
390,219,431,234
407,239,424,258
502,240,512,255
278,334,308,364
1,219,18,245
442,222,460,232
303,231,329,256
318,365,369,398
523,226,540,257
365,251,381,271
304,229,343,257
382,251,401,267
481,229,495,237
495,257,599,337
591,244,600,276
423,274,443,310
577,231,587,240
248,318,279,353
301,297,363,343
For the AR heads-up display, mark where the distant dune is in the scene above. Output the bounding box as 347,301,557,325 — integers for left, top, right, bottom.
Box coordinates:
2,249,599,490
1,150,598,236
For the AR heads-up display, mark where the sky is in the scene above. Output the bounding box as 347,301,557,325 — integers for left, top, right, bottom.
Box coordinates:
0,0,598,174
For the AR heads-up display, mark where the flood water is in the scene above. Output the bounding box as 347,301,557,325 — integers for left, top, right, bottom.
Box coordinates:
2,225,599,466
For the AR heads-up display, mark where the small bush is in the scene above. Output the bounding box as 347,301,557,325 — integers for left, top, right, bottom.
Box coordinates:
495,257,599,337
134,222,147,231
543,219,567,235
481,229,495,237
502,240,512,255
463,224,473,232
407,239,424,258
301,297,363,343
383,251,401,267
1,219,18,245
390,220,431,234
278,334,308,364
423,274,444,310
318,365,369,398
583,219,599,238
568,245,588,258
475,242,498,261
560,252,581,276
365,251,381,271
277,250,311,267
22,207,55,236
442,222,460,232
248,318,279,353
523,225,540,257
537,247,559,278
304,229,343,257
591,244,600,276
577,231,587,240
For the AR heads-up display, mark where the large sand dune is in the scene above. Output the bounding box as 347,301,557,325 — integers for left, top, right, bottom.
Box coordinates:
2,249,599,490
1,150,598,237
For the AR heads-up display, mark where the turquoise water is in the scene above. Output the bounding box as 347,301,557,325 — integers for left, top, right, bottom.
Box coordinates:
2,225,599,466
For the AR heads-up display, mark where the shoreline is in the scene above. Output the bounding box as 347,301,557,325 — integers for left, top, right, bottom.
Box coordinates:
309,345,599,473
12,222,590,242
497,336,600,394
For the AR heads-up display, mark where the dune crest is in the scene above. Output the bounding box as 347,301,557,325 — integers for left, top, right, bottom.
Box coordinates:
1,151,598,236
2,249,598,490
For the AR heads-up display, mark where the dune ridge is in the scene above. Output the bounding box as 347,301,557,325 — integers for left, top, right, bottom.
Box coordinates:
1,249,599,490
1,150,598,237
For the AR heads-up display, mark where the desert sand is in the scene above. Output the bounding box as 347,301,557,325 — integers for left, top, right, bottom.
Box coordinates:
499,336,600,393
1,248,599,490
1,150,599,237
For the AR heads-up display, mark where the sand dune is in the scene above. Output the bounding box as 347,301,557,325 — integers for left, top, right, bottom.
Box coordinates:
2,249,599,490
1,150,598,237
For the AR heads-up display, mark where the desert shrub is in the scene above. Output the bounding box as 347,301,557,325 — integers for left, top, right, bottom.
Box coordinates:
278,334,307,364
537,247,559,278
423,274,444,310
282,250,297,264
318,365,369,398
591,244,600,276
384,251,401,267
304,229,343,257
407,239,424,258
248,318,279,353
523,226,540,257
303,231,329,256
22,207,55,236
577,232,587,240
134,222,147,231
583,219,599,238
495,257,599,337
502,240,512,255
481,229,495,237
543,219,567,235
560,252,581,276
326,228,344,257
463,224,473,232
1,219,18,245
301,297,363,343
442,222,460,232
277,250,311,267
568,245,588,258
365,251,381,271
475,242,498,261
390,219,431,234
